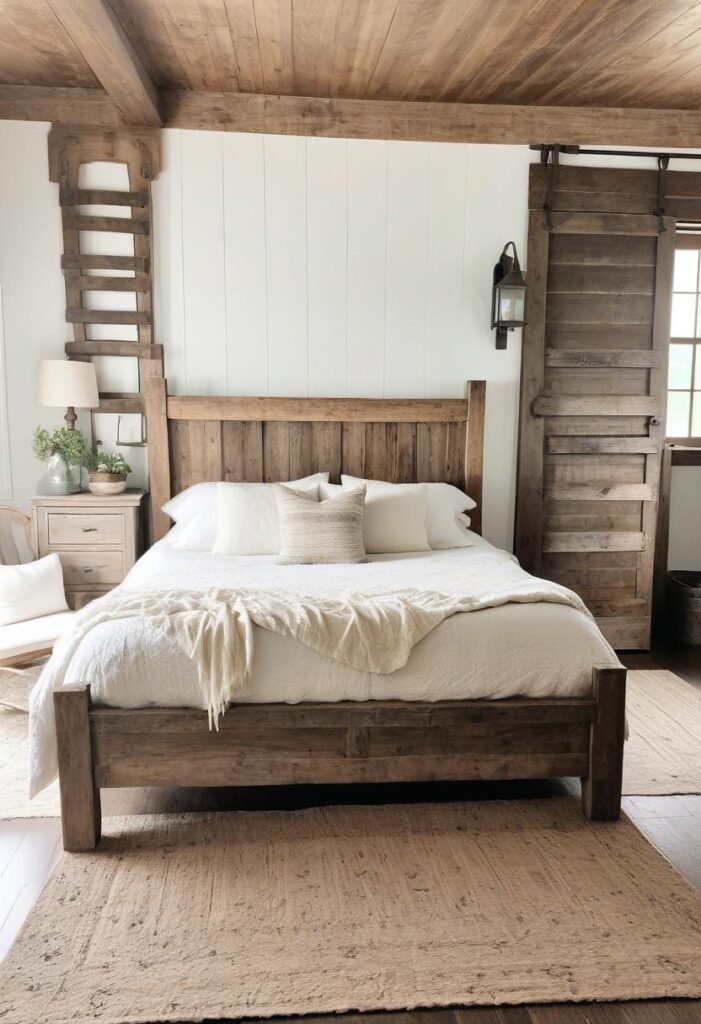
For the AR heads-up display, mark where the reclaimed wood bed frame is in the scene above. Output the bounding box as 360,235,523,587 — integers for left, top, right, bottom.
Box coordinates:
53,377,627,851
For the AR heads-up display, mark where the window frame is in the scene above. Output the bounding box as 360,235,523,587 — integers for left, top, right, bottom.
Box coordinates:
668,238,701,445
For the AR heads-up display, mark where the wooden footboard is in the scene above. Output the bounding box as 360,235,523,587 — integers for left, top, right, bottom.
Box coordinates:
53,666,626,851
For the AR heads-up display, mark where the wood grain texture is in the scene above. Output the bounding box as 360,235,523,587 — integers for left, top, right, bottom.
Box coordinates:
52,661,626,856
155,382,485,541
32,492,143,608
49,124,163,434
45,0,161,125
168,395,470,423
144,377,171,543
53,684,101,851
8,2,701,112
515,173,675,651
161,91,701,146
582,666,627,821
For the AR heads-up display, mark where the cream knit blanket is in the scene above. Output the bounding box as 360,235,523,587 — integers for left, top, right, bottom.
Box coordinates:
41,579,592,722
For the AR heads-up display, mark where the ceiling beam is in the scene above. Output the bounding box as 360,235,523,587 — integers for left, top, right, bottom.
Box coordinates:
45,0,161,126
3,85,701,149
162,91,701,148
0,85,123,126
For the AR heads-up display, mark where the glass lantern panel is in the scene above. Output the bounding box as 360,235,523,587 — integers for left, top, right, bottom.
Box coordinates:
498,287,526,323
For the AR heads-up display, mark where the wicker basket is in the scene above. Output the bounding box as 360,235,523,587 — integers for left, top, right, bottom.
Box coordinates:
667,571,701,645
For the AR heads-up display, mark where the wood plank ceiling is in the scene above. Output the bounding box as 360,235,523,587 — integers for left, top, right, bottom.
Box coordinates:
3,0,701,110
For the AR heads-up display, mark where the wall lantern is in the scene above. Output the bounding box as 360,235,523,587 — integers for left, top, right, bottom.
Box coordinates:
491,241,527,349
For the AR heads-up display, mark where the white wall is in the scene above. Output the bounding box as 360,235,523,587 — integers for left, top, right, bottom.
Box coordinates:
152,131,530,549
0,121,70,510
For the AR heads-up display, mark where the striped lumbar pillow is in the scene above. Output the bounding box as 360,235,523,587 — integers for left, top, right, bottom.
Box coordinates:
274,484,367,564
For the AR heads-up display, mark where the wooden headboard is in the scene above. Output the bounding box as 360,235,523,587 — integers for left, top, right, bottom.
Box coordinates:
144,379,486,543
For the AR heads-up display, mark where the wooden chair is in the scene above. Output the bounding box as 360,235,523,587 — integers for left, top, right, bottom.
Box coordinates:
0,505,76,667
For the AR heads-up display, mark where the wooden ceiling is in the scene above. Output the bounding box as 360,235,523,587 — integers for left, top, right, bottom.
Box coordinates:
3,0,701,146
4,0,701,108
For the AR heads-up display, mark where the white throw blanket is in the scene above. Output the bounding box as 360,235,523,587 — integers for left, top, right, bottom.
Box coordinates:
30,567,592,797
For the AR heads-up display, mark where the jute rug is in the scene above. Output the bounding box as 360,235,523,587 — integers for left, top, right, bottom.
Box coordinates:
1,799,700,1023
623,669,701,795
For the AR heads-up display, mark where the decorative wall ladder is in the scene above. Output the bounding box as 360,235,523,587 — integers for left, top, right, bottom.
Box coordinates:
48,126,163,433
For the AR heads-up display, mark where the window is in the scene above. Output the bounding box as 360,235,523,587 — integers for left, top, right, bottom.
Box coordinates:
669,247,701,439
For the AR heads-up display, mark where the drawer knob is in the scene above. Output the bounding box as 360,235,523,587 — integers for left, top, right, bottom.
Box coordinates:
82,566,94,573
82,527,98,533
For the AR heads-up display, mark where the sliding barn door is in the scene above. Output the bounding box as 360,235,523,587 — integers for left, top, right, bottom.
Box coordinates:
515,208,674,651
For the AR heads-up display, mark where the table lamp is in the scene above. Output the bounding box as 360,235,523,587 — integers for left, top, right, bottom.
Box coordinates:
36,359,99,428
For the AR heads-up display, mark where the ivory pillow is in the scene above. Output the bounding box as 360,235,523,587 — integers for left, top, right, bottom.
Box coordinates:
335,479,430,554
164,473,328,551
275,485,367,564
213,480,321,555
341,476,476,549
0,553,69,627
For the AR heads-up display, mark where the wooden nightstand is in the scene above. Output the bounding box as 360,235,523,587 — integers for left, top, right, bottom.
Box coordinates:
31,490,145,610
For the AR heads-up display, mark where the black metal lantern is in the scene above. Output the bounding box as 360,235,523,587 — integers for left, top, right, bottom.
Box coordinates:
491,241,527,349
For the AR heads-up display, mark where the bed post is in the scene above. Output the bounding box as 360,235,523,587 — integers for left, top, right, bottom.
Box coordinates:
465,380,486,536
582,666,627,821
145,375,171,542
54,684,101,852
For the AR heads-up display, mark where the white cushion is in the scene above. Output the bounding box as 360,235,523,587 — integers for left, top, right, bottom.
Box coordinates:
162,474,329,551
0,553,69,627
342,476,476,550
213,481,322,555
0,610,76,660
337,479,430,554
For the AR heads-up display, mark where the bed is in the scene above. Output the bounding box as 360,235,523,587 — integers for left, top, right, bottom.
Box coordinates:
37,378,626,851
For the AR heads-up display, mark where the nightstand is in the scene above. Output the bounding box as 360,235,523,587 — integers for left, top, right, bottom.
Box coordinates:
31,490,145,610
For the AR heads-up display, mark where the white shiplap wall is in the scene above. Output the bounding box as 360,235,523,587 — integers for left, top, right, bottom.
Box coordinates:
153,131,531,550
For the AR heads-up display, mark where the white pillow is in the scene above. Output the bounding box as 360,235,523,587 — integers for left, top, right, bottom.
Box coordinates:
213,481,322,555
162,474,329,551
0,553,69,627
342,476,476,550
334,480,430,554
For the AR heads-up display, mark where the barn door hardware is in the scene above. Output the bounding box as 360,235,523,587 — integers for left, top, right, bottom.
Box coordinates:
540,144,561,231
655,156,670,234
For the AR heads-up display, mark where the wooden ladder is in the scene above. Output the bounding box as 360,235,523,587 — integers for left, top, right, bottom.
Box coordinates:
48,127,163,422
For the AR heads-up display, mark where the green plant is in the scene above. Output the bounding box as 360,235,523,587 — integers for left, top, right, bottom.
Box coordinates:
32,426,89,466
86,448,131,476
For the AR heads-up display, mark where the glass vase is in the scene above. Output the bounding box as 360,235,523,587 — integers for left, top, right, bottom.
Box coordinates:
43,453,82,495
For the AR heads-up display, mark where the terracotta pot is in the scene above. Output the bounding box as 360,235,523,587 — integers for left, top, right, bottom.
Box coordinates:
88,471,127,496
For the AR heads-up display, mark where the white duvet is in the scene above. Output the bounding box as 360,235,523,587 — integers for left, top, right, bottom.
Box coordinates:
29,534,620,796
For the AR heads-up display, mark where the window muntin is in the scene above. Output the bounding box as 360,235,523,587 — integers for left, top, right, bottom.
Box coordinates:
669,247,701,439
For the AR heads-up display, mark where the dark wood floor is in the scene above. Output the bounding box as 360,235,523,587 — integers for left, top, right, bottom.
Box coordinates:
1,645,700,1023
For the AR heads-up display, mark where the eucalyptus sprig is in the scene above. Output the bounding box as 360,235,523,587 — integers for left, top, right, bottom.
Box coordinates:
32,426,89,466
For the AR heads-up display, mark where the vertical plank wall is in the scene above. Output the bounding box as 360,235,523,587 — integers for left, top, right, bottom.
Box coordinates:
152,132,530,551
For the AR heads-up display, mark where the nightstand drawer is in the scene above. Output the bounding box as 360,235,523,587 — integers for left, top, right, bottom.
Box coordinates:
58,550,125,586
47,511,125,547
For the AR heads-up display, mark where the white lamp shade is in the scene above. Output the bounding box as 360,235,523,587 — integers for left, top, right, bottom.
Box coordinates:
36,360,99,410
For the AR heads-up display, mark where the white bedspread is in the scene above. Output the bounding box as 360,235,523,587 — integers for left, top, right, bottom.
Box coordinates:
29,535,620,796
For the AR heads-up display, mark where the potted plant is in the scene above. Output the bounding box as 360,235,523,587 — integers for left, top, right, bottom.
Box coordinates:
85,448,131,495
32,426,89,495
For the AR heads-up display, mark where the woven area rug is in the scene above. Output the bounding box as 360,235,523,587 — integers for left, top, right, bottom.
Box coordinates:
623,669,701,796
2,799,700,1023
0,665,59,818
